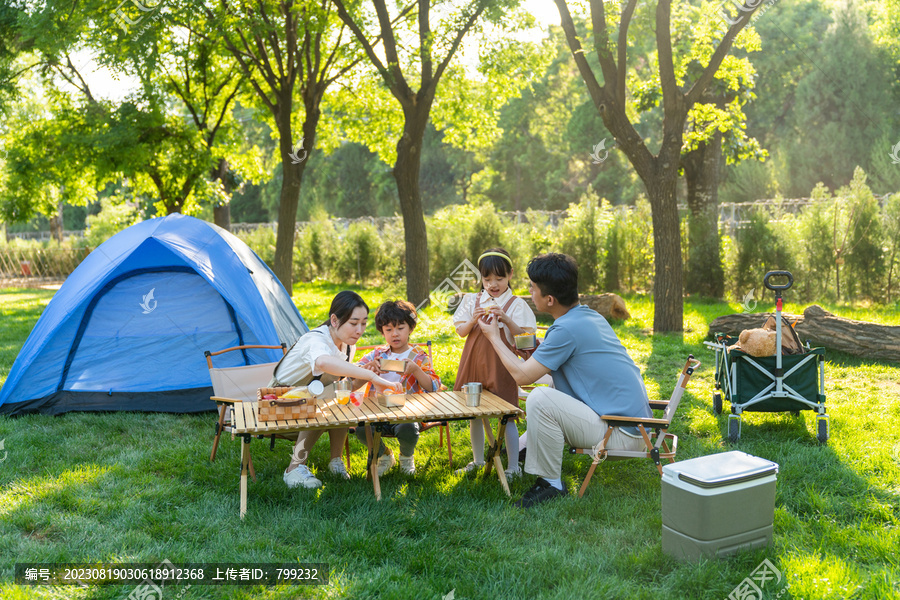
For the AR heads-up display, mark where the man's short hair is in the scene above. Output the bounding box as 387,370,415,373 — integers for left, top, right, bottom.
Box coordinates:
374,300,418,333
527,253,579,306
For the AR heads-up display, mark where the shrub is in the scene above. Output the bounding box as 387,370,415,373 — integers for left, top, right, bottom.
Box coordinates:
557,188,611,292
234,225,276,267
617,198,654,293
83,197,140,248
728,206,792,300
334,221,382,284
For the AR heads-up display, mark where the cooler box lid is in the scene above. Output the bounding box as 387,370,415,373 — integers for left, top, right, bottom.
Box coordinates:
663,451,778,489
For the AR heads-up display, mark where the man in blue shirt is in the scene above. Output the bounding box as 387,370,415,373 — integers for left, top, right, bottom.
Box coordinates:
478,253,651,508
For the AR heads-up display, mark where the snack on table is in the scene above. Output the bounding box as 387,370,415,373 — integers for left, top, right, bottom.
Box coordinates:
379,358,406,373
280,387,311,399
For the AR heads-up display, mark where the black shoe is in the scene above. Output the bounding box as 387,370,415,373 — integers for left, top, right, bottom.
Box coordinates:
514,478,568,508
518,447,527,464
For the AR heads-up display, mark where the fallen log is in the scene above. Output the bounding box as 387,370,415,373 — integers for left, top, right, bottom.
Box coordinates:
447,292,631,321
708,305,900,363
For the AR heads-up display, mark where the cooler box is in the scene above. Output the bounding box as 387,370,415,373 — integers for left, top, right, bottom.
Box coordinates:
661,451,778,561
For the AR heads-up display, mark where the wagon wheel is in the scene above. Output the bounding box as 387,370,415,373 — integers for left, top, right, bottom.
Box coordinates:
728,417,741,444
712,393,723,415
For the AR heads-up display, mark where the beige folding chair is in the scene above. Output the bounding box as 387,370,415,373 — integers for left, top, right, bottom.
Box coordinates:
570,354,701,497
206,344,287,470
354,341,453,465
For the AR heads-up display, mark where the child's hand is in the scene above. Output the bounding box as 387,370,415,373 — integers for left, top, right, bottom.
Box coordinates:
363,361,383,375
490,305,510,325
473,307,487,322
476,306,497,324
403,360,421,378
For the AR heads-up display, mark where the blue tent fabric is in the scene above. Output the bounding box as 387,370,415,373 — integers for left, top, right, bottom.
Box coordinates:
0,214,308,415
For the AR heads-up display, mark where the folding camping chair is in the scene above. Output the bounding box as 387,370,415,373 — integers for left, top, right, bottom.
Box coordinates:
569,354,700,498
206,344,287,470
354,341,453,465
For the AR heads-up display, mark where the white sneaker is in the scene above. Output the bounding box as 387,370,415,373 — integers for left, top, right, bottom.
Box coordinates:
399,454,415,475
329,457,350,479
455,461,485,475
376,451,396,476
504,465,522,480
283,464,322,489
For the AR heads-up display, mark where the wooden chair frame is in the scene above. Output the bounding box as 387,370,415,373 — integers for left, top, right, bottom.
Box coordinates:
354,341,453,465
206,344,287,479
570,354,700,497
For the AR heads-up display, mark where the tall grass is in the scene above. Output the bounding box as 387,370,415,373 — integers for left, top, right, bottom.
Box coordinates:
1,285,898,599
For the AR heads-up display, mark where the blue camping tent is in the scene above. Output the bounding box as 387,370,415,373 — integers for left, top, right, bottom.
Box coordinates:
0,214,308,415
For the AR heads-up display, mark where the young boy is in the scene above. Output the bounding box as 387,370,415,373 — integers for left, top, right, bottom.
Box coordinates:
355,300,442,475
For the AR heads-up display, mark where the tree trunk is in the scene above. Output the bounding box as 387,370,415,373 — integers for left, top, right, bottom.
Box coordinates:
394,107,430,307
49,198,64,245
214,204,231,231
604,220,620,292
708,305,900,363
520,293,631,321
645,168,684,333
683,132,724,298
211,157,232,231
272,96,319,294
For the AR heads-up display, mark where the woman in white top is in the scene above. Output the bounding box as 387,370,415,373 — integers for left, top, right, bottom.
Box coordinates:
274,291,394,490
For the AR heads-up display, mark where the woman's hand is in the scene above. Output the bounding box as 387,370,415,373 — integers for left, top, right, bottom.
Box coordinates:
370,375,397,393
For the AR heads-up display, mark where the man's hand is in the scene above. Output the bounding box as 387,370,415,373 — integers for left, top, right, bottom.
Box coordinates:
477,318,551,386
476,313,502,340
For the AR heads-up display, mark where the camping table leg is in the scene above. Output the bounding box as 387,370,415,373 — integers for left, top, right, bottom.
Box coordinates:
364,424,383,501
240,434,252,520
483,416,511,496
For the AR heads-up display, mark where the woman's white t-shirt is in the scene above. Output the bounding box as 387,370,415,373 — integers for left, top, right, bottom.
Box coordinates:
270,324,355,387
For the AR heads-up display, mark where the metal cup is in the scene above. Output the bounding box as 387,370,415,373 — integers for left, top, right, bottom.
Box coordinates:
464,382,482,406
335,379,352,405
515,332,536,350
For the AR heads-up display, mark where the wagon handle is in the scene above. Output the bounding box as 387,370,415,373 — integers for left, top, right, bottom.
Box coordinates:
764,271,793,292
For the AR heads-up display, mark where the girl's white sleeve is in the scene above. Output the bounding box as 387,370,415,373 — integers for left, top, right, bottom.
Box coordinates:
453,293,475,325
509,297,537,331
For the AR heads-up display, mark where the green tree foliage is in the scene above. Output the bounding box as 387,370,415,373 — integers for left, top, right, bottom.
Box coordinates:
331,0,541,304
781,0,894,196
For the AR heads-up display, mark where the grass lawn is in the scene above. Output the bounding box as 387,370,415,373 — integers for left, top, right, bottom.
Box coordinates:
1,282,899,599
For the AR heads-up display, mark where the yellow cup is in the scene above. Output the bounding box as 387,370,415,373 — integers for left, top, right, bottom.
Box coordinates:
335,380,352,405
